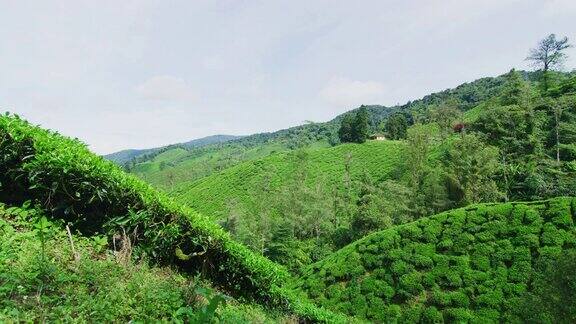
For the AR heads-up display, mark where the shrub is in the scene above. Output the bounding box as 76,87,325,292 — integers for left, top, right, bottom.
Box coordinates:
296,198,576,322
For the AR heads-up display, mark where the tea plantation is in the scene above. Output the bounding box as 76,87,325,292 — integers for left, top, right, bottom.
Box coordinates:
295,198,576,322
172,140,408,219
0,114,349,323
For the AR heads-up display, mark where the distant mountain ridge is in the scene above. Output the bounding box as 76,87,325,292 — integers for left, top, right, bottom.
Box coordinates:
104,134,243,164
120,71,525,189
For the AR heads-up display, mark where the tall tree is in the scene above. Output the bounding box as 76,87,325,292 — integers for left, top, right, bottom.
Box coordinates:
405,124,439,217
338,114,355,143
384,113,409,140
406,125,432,193
428,100,462,139
443,134,503,205
526,34,572,72
499,69,532,107
352,107,370,143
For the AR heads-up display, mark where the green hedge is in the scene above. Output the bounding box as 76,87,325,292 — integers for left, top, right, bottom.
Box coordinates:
0,114,349,323
295,197,576,322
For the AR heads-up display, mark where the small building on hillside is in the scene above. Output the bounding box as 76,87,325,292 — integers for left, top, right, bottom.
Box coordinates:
369,134,386,141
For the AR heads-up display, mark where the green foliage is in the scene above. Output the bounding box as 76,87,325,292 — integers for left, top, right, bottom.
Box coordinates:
0,203,292,323
0,114,348,323
442,134,503,205
516,250,576,323
351,175,410,240
338,106,370,144
338,114,355,143
295,198,576,322
427,99,463,138
174,140,407,221
352,107,370,144
384,112,409,140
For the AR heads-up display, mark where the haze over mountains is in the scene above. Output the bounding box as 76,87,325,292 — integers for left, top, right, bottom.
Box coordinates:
104,134,243,164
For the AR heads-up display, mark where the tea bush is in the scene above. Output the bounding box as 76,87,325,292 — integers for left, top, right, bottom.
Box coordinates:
0,114,348,322
295,197,576,322
0,203,291,322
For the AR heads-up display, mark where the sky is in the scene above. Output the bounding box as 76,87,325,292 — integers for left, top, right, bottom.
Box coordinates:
1,0,575,154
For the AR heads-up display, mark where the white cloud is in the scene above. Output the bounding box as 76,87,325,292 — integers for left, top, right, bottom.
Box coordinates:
542,0,576,16
319,76,386,107
202,56,226,70
135,75,198,102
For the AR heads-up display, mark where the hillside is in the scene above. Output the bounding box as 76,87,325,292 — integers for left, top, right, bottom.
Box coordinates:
295,197,576,322
160,71,576,273
104,134,242,165
0,203,291,322
0,114,349,322
122,71,520,191
172,140,408,219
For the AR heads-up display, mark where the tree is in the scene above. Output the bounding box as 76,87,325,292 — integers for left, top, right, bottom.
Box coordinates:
384,113,409,140
352,107,370,143
351,174,410,240
338,114,355,143
428,100,462,139
526,34,572,72
338,107,371,144
406,125,432,193
443,134,503,206
538,95,576,163
474,107,540,160
499,69,532,107
405,124,441,218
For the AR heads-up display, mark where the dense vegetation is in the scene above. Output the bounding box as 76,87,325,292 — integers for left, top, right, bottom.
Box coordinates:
172,140,408,270
0,114,349,322
155,69,576,273
0,203,291,322
338,107,370,143
3,34,575,323
295,198,576,322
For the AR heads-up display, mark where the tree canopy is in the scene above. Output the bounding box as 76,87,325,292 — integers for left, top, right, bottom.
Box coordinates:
526,34,572,72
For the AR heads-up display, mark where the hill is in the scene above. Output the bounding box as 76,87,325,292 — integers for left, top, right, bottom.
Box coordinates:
104,134,242,165
172,140,408,219
0,114,349,322
165,70,576,272
294,197,576,322
124,71,520,191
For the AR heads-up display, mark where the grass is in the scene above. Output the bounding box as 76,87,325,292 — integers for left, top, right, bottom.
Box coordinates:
172,140,408,219
0,203,292,323
294,197,576,322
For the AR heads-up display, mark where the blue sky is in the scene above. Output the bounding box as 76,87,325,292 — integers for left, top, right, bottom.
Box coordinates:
1,0,575,154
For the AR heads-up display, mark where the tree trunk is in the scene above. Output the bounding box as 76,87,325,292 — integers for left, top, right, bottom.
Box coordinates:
555,108,560,164
502,155,509,202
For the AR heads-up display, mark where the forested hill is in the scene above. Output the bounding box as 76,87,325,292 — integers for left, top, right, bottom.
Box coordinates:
121,70,541,190
104,134,242,164
151,69,576,276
